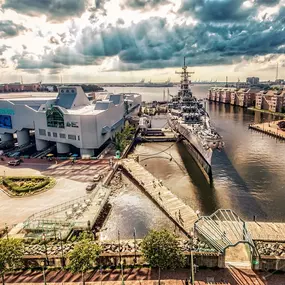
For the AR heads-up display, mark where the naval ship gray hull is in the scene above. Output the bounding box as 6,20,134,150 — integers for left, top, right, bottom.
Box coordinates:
168,117,213,183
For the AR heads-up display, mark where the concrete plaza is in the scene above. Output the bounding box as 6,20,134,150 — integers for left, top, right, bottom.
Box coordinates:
0,159,112,229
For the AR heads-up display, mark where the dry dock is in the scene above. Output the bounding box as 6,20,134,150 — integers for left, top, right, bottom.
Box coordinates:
121,159,198,236
249,120,285,140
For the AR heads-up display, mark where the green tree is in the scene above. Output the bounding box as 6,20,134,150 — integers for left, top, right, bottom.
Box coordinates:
0,238,24,285
68,236,101,285
114,125,135,153
141,230,185,285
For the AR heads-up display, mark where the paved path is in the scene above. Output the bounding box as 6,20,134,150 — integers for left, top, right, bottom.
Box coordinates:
249,121,285,139
247,221,285,242
121,159,198,235
0,160,111,228
4,268,284,285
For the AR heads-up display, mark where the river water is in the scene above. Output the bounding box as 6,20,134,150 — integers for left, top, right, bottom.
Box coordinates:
100,85,285,240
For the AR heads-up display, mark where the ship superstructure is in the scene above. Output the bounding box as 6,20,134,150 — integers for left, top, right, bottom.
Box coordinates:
168,58,224,181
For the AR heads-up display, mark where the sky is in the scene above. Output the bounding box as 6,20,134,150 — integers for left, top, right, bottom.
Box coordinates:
0,0,284,83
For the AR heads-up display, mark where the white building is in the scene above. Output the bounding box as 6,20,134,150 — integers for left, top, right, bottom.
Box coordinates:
0,86,141,156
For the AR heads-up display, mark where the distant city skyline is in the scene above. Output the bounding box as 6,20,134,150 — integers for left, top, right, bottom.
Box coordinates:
0,0,284,83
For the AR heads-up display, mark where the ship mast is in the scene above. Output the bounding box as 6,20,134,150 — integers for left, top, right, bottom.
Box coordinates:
175,57,194,97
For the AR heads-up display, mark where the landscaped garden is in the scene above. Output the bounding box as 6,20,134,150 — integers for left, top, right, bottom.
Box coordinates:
0,176,56,197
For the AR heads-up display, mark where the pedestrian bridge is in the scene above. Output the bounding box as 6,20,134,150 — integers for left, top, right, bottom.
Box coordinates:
194,209,256,253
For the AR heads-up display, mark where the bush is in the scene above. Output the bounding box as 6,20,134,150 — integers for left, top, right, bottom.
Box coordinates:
3,176,52,193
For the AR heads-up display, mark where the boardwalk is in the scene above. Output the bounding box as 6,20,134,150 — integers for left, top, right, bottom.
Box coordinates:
247,221,285,241
121,159,198,235
249,120,285,140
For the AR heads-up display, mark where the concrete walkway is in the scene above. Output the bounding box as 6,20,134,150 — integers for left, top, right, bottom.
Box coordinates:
4,267,282,285
121,159,198,235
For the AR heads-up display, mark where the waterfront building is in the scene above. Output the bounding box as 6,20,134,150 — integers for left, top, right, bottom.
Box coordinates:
0,82,41,93
236,88,260,107
255,89,285,112
0,86,141,156
246,77,260,85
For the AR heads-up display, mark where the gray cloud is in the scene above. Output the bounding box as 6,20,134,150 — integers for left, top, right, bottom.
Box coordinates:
2,0,86,21
255,0,280,6
0,44,10,55
0,20,27,38
120,0,169,10
14,47,100,70
179,0,255,22
12,2,285,72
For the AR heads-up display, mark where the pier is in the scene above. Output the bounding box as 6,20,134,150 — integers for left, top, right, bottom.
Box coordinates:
249,121,285,140
137,128,177,142
121,159,198,236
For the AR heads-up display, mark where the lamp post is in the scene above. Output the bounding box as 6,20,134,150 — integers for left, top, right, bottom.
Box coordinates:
59,231,65,268
42,260,47,285
42,233,49,266
118,230,122,265
189,230,195,285
133,228,137,264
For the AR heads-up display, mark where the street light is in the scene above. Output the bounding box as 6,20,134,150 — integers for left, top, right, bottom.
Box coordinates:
59,231,65,268
42,260,47,285
42,233,49,266
133,228,137,264
189,230,195,285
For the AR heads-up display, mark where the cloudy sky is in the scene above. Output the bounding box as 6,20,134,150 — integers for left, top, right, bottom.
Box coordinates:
0,0,284,83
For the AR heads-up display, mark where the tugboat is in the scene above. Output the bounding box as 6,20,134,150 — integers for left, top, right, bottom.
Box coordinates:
168,58,224,183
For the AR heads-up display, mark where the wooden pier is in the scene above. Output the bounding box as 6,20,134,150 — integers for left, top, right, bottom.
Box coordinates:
121,159,198,236
249,121,285,140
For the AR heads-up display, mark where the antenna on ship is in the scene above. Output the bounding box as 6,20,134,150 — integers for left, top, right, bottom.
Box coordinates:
276,62,279,82
21,76,23,84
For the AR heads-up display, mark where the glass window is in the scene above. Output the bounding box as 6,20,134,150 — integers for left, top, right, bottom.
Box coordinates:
53,132,57,137
59,133,66,139
46,107,65,128
68,134,76,140
39,129,46,136
48,132,51,137
78,135,80,141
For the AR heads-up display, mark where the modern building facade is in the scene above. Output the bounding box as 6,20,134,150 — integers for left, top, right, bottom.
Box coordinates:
0,86,141,156
246,77,260,85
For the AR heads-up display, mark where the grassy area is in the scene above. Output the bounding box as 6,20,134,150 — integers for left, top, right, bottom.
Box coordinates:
247,107,285,117
1,176,56,196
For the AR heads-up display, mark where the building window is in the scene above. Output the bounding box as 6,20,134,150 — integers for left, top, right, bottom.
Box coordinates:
78,135,80,141
48,132,51,137
59,133,66,139
39,129,46,136
46,107,65,128
68,134,76,140
53,132,57,137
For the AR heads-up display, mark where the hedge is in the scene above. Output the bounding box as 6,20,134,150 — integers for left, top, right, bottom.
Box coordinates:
3,176,51,193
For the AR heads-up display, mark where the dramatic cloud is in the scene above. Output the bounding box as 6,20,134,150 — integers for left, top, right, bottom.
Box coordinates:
179,0,255,22
0,20,27,38
255,0,280,5
13,47,100,70
121,0,169,10
0,44,10,55
2,0,87,21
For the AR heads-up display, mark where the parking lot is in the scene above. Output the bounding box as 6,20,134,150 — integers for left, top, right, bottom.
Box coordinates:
0,159,112,228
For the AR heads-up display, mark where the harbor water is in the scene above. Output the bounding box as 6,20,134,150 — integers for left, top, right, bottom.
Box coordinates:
100,85,285,240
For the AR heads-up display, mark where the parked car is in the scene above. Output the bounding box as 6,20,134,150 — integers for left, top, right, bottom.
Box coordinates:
86,183,97,192
93,174,102,182
8,159,21,166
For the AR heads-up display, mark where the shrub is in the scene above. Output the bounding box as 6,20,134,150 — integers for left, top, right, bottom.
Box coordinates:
3,176,52,193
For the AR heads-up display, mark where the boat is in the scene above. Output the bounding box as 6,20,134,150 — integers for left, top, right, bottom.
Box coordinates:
167,58,224,182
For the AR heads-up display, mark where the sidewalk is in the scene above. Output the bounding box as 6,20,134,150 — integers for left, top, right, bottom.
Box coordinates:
4,268,285,285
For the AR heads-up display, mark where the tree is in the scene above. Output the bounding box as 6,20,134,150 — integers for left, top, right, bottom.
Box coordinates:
114,125,135,153
141,230,185,285
0,238,23,285
68,236,101,285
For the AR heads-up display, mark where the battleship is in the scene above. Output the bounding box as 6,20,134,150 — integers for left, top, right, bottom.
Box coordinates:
168,59,224,182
